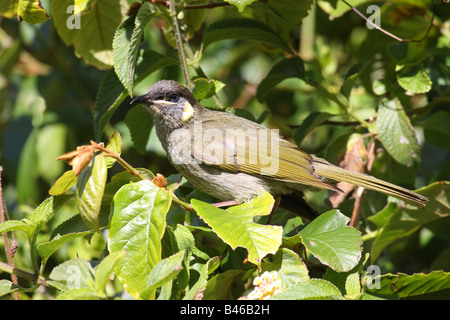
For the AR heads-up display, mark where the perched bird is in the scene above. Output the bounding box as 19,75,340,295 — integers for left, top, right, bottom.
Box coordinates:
131,80,428,220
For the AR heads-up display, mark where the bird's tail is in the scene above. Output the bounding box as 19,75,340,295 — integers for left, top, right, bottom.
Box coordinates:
312,156,428,207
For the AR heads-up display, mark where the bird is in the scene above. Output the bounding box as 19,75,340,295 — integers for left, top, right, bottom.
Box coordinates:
130,80,428,220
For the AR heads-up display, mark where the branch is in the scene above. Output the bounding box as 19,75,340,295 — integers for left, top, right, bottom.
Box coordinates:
0,167,20,300
340,0,435,43
169,0,191,86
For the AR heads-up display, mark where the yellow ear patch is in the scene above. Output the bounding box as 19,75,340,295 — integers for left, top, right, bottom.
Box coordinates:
182,101,194,122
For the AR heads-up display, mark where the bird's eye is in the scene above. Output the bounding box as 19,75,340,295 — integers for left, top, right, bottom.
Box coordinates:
169,93,179,103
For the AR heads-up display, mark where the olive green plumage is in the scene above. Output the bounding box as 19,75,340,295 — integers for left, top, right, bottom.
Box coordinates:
131,80,428,220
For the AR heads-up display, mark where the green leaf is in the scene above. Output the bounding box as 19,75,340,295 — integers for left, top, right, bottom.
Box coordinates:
49,258,96,291
369,181,450,262
76,154,108,231
108,180,172,299
0,0,19,18
0,280,20,297
203,270,244,300
94,251,126,296
52,0,128,69
397,66,432,94
203,18,292,54
0,219,33,237
124,105,154,154
191,192,282,268
271,278,343,300
366,271,450,298
377,98,421,167
183,256,221,300
37,230,94,269
36,123,67,184
49,170,77,196
251,0,313,41
56,287,99,300
113,2,167,95
293,112,334,146
139,250,185,300
345,272,361,299
166,224,196,292
224,0,258,12
299,210,362,272
17,0,48,23
191,78,225,101
262,248,309,290
256,56,305,102
104,131,122,168
422,111,450,149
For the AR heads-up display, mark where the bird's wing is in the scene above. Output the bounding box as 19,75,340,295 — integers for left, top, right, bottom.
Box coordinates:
190,110,339,191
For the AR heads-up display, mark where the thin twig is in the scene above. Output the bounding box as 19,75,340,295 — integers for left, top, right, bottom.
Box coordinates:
169,0,191,86
90,141,149,181
340,0,435,43
349,139,376,228
0,167,20,300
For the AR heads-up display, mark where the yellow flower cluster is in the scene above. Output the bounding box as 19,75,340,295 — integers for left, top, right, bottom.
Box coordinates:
248,271,281,300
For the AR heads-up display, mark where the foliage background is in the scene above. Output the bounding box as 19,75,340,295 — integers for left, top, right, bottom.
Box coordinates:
0,0,449,300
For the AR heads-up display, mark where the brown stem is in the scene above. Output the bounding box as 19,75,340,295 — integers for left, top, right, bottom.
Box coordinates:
0,167,20,300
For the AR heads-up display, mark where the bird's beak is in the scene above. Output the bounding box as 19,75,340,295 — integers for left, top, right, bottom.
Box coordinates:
130,94,151,105
130,95,176,106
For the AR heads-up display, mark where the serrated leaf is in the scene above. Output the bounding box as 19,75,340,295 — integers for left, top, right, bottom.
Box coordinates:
37,230,94,269
299,210,362,272
191,192,282,268
166,224,196,291
183,256,221,300
262,248,309,290
369,181,450,262
0,220,33,237
0,280,20,297
49,170,77,196
108,180,172,299
103,131,122,168
76,155,108,231
94,251,126,295
377,98,421,167
366,270,450,298
203,270,244,300
49,258,96,292
251,0,313,41
31,194,75,226
397,66,432,94
52,0,128,69
192,78,225,101
124,105,153,154
139,250,185,300
56,287,99,300
293,112,334,146
113,2,167,95
345,272,361,299
17,0,48,23
203,18,292,54
271,278,343,300
256,56,305,102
